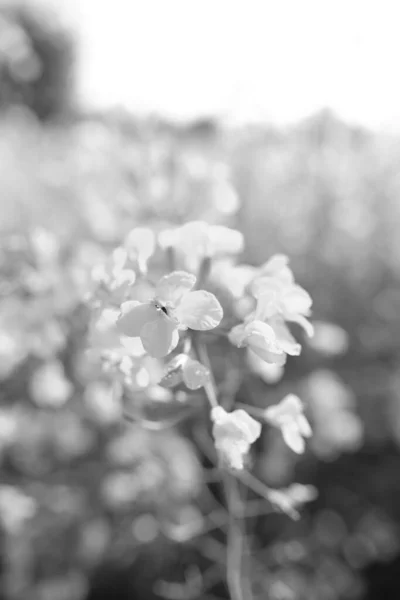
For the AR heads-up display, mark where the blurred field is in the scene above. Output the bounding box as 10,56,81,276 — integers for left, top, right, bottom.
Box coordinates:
2,3,400,600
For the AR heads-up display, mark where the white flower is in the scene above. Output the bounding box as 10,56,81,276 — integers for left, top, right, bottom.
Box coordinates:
117,271,223,358
123,227,155,273
228,320,286,365
159,221,243,271
89,248,136,308
211,406,262,470
251,254,314,337
264,394,312,454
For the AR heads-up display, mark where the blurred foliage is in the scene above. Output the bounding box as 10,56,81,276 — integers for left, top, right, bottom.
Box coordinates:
1,95,400,600
0,0,74,121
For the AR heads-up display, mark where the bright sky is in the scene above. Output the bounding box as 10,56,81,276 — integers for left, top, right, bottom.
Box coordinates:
64,0,400,130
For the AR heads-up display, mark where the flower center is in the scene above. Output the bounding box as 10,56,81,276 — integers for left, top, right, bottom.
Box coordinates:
154,300,173,319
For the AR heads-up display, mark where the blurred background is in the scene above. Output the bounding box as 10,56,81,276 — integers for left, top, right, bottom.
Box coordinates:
1,0,400,599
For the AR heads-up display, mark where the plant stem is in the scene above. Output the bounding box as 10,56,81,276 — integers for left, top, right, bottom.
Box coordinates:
222,470,252,600
193,336,218,408
195,337,251,600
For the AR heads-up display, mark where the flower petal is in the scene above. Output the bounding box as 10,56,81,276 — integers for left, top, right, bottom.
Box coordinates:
157,227,174,249
247,349,285,383
228,323,247,347
264,395,300,425
211,407,262,470
280,394,304,416
297,414,312,438
159,354,188,388
251,276,282,299
155,271,196,306
286,314,315,338
182,359,210,390
124,227,155,262
208,226,244,256
261,254,290,272
251,344,287,366
176,290,223,330
88,309,121,350
111,247,128,272
282,423,305,454
245,321,284,359
270,317,302,356
140,315,179,358
117,302,157,337
233,409,262,443
260,254,294,284
253,291,280,320
282,286,312,316
179,221,210,255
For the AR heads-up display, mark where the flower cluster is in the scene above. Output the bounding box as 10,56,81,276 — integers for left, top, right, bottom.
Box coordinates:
86,221,314,478
228,254,313,367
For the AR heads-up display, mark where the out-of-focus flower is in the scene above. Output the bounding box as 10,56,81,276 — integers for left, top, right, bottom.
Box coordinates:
101,471,141,508
117,271,223,358
84,382,123,424
0,408,19,451
229,320,286,365
212,179,241,215
101,352,138,386
0,485,36,533
0,330,25,379
161,504,204,542
123,227,155,273
265,394,312,454
306,370,363,457
307,320,349,356
160,353,210,390
211,406,262,470
29,361,72,407
30,227,59,265
268,483,318,519
210,259,258,299
101,347,162,391
88,248,136,309
258,254,295,284
158,221,243,271
132,513,160,543
246,349,285,383
87,308,122,352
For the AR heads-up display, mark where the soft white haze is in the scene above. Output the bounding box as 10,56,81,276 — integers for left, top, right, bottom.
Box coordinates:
65,0,400,130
